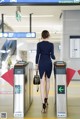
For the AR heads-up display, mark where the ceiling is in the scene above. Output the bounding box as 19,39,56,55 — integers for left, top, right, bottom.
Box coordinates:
0,5,80,42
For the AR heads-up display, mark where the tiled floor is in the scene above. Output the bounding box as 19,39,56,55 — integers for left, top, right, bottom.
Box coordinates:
0,76,80,119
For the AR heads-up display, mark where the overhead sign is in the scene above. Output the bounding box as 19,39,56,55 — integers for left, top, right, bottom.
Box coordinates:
58,85,65,94
0,0,80,4
0,32,36,38
16,11,21,21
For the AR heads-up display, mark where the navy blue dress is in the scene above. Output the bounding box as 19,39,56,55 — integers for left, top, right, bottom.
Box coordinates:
36,41,55,79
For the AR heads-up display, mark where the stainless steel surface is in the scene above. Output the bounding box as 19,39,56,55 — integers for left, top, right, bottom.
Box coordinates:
13,62,33,117
29,64,33,105
14,75,24,117
56,74,67,117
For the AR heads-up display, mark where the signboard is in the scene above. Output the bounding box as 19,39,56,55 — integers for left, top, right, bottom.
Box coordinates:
0,0,80,5
58,85,65,94
0,32,36,38
70,36,80,58
16,11,21,21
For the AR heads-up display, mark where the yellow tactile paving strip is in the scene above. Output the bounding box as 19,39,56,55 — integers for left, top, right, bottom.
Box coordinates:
6,117,71,119
1,116,72,119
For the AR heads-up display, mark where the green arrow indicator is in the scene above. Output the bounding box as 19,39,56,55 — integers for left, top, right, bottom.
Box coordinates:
58,85,65,94
59,87,64,92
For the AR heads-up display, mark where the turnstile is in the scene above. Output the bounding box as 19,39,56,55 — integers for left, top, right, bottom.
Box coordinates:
54,61,67,118
13,61,33,117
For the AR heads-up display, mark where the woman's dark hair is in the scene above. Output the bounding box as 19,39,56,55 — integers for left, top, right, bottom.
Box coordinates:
41,30,50,39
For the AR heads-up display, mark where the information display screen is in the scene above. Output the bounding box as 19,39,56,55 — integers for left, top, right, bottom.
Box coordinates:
0,0,80,5
0,32,36,38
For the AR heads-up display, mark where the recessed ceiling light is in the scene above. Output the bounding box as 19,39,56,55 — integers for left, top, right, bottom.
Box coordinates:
5,15,54,18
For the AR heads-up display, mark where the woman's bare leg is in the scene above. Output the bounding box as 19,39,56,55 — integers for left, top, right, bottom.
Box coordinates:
45,76,50,106
40,72,46,103
46,77,50,98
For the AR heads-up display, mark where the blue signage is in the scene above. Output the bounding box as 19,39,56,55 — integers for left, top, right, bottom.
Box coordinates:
0,32,36,38
0,0,80,4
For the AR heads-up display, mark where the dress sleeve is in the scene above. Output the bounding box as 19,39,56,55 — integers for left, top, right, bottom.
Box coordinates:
51,43,55,59
36,43,41,64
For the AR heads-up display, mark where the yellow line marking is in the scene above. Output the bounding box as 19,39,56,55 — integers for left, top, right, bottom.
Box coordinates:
10,117,73,119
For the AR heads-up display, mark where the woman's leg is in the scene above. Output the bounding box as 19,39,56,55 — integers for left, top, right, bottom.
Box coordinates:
40,72,47,112
40,72,46,103
46,77,50,98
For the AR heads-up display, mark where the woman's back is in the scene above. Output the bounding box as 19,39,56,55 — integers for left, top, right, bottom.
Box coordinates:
39,41,52,56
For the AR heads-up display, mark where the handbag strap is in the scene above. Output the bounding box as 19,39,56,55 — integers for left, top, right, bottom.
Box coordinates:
36,70,38,75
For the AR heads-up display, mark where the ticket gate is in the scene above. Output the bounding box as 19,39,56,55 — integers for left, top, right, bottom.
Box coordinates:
54,61,67,118
13,61,33,117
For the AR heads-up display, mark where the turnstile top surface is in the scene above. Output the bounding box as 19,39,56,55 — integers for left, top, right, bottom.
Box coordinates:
14,61,28,67
54,61,66,67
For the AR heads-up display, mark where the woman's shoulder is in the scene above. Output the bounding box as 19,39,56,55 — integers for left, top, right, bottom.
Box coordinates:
48,41,54,45
37,41,53,46
37,41,44,45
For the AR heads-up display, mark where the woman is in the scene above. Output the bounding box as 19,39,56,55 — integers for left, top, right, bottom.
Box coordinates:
35,30,55,113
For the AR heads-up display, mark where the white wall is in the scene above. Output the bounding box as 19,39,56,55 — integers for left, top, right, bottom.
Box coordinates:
62,10,80,80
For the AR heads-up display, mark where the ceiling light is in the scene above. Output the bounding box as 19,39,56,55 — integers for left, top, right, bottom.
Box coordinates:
5,15,54,18
0,50,10,53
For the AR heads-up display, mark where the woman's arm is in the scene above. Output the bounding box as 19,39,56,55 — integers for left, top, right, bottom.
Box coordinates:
51,44,55,60
36,43,40,65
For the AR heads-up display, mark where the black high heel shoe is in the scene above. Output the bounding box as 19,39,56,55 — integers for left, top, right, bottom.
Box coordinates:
44,98,48,107
41,103,46,113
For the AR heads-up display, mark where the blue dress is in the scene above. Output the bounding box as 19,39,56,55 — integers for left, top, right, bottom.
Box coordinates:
36,41,55,79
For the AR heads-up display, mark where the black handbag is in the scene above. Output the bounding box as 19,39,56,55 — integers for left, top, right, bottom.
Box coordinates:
33,70,40,85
